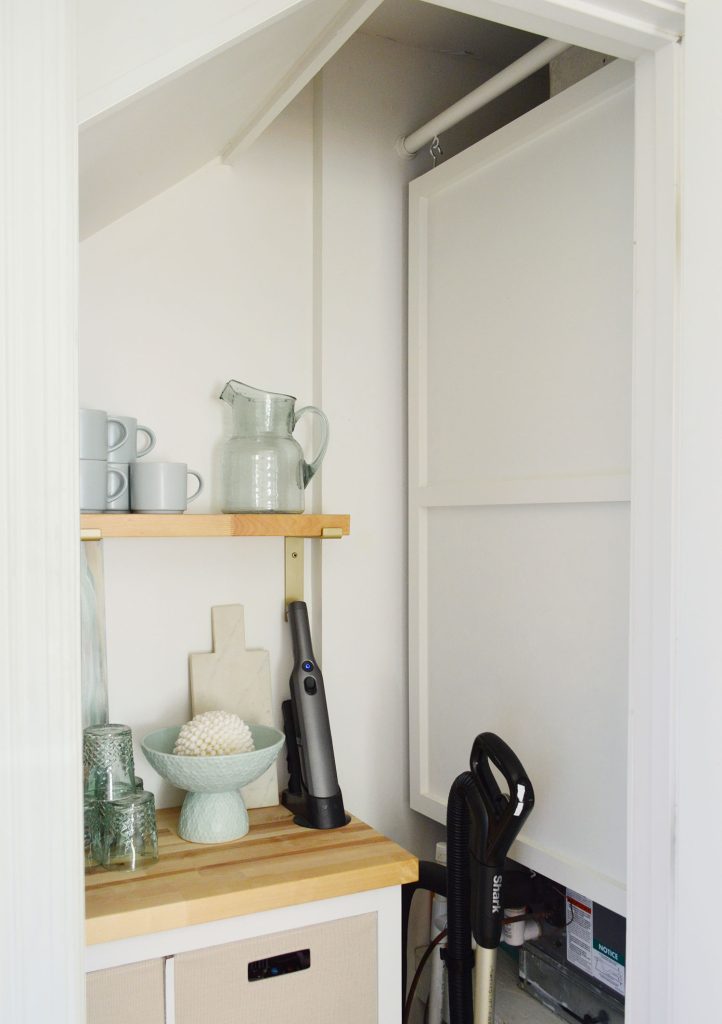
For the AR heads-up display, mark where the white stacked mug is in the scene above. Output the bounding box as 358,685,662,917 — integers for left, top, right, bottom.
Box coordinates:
106,415,157,513
79,409,130,513
80,408,203,513
129,462,203,513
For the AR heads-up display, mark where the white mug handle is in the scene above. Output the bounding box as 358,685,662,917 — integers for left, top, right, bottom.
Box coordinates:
107,418,129,455
136,425,156,459
187,470,203,504
107,467,128,502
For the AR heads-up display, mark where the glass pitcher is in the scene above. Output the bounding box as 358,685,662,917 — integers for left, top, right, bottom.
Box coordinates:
220,380,329,513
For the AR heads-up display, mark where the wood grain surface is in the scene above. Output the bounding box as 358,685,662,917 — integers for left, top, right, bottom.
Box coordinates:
79,513,350,539
190,605,277,808
85,805,417,945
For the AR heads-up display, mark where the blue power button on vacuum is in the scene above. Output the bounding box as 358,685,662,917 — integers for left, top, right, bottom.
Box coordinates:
302,661,314,671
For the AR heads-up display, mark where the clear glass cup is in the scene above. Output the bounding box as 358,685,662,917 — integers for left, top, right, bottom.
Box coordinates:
83,724,136,800
84,795,102,868
101,791,159,871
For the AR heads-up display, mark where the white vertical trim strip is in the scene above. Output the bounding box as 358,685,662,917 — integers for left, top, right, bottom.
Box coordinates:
0,1,83,1022
673,4,722,1017
164,956,176,1024
408,185,428,809
625,41,680,1024
376,887,401,1024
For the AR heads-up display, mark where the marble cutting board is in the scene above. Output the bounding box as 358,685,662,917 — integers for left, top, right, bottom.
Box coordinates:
189,604,278,808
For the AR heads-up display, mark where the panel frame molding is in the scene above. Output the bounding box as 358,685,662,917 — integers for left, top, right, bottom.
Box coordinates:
409,60,635,916
409,14,681,1018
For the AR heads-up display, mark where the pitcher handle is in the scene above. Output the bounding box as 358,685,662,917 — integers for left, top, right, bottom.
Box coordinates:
294,406,329,488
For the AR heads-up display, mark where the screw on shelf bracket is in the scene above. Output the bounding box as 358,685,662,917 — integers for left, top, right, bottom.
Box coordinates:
284,536,305,618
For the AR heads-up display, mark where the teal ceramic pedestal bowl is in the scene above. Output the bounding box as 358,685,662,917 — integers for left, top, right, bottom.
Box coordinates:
141,724,285,844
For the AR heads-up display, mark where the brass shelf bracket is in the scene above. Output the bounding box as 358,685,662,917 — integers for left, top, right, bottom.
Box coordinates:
284,536,305,615
284,527,345,616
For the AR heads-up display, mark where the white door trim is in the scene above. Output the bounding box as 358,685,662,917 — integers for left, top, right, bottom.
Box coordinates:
0,1,680,1021
0,1,83,1022
624,42,679,1023
425,0,683,58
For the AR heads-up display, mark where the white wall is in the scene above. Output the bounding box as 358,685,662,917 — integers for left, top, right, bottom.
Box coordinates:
317,31,547,856
80,28,546,852
80,88,315,806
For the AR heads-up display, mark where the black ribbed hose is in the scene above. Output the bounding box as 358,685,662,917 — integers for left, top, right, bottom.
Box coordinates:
401,861,447,997
400,775,477,1024
445,771,478,1024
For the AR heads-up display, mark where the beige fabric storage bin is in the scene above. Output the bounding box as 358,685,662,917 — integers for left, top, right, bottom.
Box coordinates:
86,958,165,1024
174,913,378,1023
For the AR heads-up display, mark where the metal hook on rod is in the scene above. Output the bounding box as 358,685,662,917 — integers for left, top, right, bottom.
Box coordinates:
396,38,570,159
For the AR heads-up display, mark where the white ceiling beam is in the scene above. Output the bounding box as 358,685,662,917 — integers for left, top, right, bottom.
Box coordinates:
222,0,385,162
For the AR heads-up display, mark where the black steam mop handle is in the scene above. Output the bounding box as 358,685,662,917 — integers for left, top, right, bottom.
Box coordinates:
469,733,535,950
470,732,535,865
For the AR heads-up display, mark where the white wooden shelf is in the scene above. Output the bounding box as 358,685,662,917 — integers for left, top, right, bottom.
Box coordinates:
80,512,349,540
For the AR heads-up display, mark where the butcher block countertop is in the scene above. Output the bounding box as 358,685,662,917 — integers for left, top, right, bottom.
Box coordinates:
85,805,418,945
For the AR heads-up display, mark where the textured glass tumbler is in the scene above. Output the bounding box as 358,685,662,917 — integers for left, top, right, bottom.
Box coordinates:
84,795,102,868
101,791,158,871
83,724,136,800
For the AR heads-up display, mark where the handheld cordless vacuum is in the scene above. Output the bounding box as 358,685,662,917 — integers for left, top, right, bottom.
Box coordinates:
281,601,348,829
403,733,534,1024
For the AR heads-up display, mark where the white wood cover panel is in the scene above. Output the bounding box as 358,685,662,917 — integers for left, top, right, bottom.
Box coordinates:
409,62,633,914
424,89,632,485
426,503,629,891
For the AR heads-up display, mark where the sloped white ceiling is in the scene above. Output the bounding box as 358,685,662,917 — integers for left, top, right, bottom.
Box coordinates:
79,0,382,238
78,0,547,238
361,0,542,67
78,0,319,123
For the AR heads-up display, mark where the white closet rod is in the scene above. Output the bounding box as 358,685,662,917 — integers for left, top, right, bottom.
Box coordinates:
397,38,570,158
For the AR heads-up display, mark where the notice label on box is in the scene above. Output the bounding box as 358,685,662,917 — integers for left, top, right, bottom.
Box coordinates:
566,890,593,974
566,889,625,997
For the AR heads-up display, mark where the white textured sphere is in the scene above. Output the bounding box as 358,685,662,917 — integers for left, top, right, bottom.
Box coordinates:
173,711,255,757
